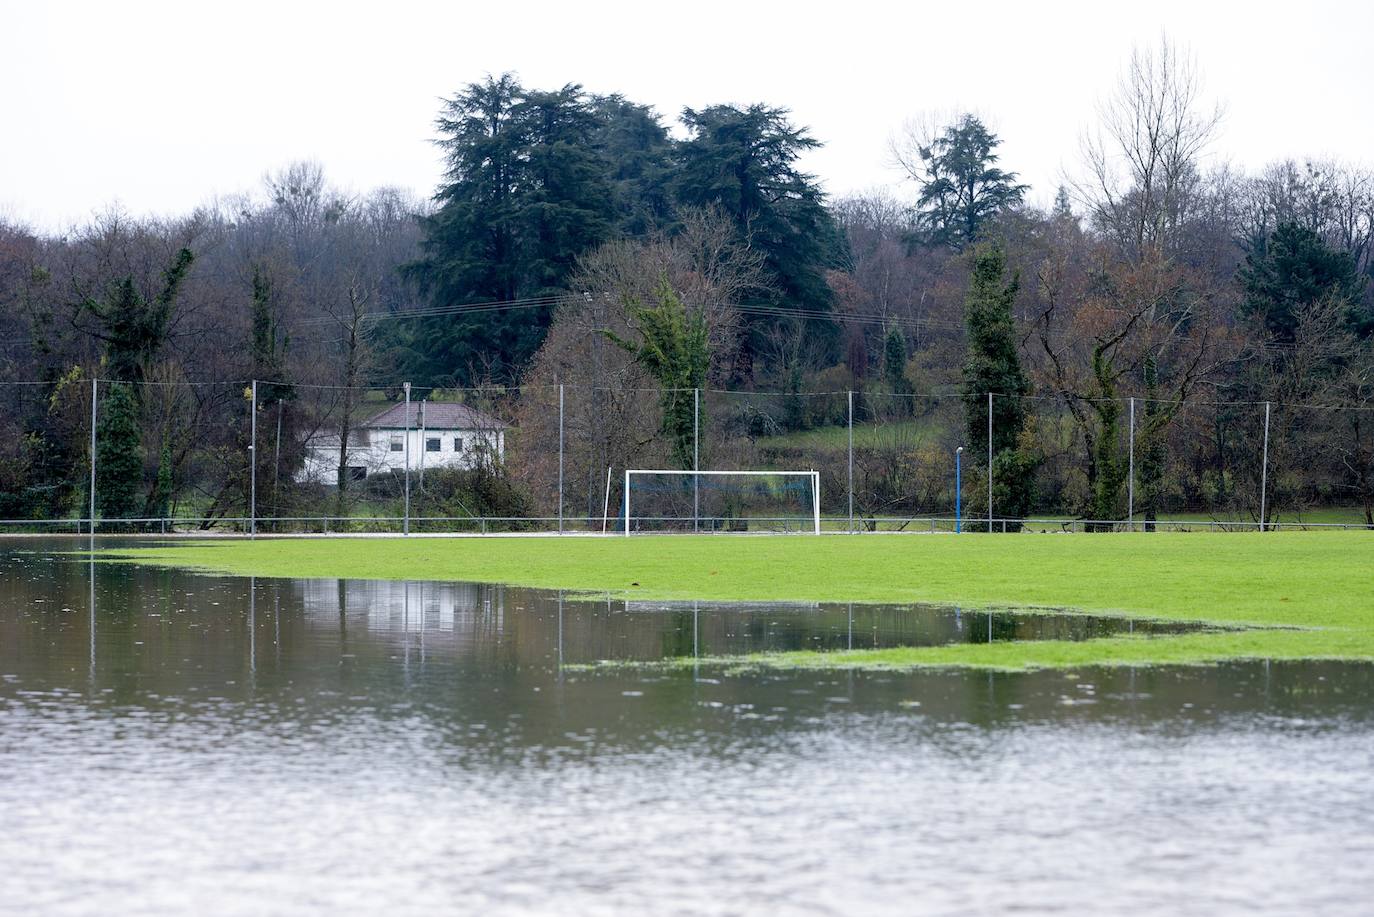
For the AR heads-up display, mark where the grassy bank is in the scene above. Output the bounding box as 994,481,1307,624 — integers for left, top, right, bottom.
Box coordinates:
106,532,1374,670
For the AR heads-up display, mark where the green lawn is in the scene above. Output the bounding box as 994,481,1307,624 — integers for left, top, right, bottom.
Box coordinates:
106,531,1374,671
1155,506,1371,527
756,418,941,451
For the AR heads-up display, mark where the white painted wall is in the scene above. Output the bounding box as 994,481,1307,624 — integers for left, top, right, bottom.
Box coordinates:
296,426,505,485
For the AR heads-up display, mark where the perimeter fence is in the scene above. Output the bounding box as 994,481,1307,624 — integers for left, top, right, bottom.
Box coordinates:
1,376,1371,535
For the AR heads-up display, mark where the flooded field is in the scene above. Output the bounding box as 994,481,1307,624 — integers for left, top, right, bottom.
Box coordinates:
2,539,1373,915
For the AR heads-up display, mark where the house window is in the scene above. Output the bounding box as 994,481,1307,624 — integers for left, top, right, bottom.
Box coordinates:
389,434,403,452
453,435,465,453
426,437,441,452
347,466,367,482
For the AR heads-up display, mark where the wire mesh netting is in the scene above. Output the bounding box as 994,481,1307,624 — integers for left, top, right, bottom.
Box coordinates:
2,378,1372,534
624,470,818,534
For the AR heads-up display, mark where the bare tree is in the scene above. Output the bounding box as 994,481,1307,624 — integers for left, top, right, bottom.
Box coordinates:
1078,36,1224,258
331,284,371,505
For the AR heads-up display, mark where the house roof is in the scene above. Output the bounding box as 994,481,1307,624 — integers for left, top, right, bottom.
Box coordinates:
363,402,509,430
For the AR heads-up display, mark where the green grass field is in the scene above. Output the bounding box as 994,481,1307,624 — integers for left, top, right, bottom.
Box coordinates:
756,418,939,451
108,531,1374,671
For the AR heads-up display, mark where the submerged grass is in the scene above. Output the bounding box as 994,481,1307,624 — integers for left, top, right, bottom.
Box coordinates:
105,531,1374,670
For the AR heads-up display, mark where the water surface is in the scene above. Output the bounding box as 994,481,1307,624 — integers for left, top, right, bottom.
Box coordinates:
2,539,1372,915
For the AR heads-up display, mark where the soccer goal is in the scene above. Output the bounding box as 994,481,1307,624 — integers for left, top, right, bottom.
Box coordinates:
622,469,821,535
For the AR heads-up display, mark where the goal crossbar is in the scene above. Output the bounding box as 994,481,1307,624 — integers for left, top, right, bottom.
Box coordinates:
623,469,820,535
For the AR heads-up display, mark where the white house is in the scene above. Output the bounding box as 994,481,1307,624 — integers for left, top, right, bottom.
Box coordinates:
297,401,508,485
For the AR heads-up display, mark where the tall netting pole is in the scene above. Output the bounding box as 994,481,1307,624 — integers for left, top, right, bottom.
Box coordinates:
558,383,565,535
987,392,993,532
693,387,700,534
1127,396,1135,532
89,378,98,535
250,379,257,539
847,389,854,533
403,382,411,536
1260,400,1271,532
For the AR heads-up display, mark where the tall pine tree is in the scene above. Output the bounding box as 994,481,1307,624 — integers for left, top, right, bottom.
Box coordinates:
407,76,617,382
674,104,845,371
1239,222,1367,342
83,248,194,389
905,115,1026,249
591,94,675,237
961,242,1036,527
95,382,143,520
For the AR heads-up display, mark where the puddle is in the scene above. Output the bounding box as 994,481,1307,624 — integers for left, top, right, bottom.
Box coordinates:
557,595,1225,663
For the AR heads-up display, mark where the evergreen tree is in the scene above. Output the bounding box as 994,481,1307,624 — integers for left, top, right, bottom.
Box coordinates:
407,76,617,382
963,243,1029,452
1239,222,1367,342
95,382,143,520
1136,354,1168,530
907,115,1027,249
591,94,675,236
407,74,527,381
1052,186,1074,222
881,327,913,416
882,328,907,389
674,104,845,364
83,248,194,388
602,277,709,469
961,242,1036,526
515,86,618,294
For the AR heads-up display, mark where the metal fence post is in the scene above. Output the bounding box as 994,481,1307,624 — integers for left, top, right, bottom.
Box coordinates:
956,446,963,534
89,377,97,535
1260,400,1271,532
847,390,854,533
1127,396,1135,532
403,382,411,536
249,379,257,539
558,383,564,535
693,387,700,534
987,392,993,533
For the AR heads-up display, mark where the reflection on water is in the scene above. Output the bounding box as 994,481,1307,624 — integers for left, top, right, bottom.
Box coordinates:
2,538,1373,915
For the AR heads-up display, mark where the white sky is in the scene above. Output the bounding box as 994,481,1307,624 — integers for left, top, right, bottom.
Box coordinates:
3,0,1372,231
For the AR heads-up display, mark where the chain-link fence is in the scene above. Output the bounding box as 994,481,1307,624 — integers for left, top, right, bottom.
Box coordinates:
2,378,1372,534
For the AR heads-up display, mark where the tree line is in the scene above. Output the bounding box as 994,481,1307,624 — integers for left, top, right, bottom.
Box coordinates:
2,37,1372,528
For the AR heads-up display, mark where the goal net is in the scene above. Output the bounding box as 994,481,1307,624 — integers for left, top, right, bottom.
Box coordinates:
622,470,821,535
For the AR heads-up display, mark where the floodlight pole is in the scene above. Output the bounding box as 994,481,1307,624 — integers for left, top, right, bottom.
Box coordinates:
956,446,964,534
250,379,257,539
847,390,854,533
693,387,700,534
89,377,97,535
1259,401,1271,532
1127,396,1135,532
558,383,565,535
403,382,411,536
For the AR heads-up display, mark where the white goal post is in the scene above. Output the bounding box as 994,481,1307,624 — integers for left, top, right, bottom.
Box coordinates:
623,469,821,535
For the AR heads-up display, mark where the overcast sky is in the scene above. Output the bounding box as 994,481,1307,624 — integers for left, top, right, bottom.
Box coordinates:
4,0,1372,231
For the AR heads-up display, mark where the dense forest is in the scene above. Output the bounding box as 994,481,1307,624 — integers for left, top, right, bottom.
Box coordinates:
2,39,1372,529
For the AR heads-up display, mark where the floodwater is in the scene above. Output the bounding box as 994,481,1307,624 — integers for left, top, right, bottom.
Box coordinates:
2,539,1372,915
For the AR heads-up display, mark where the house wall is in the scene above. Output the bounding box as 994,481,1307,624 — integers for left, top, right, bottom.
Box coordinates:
295,427,505,485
